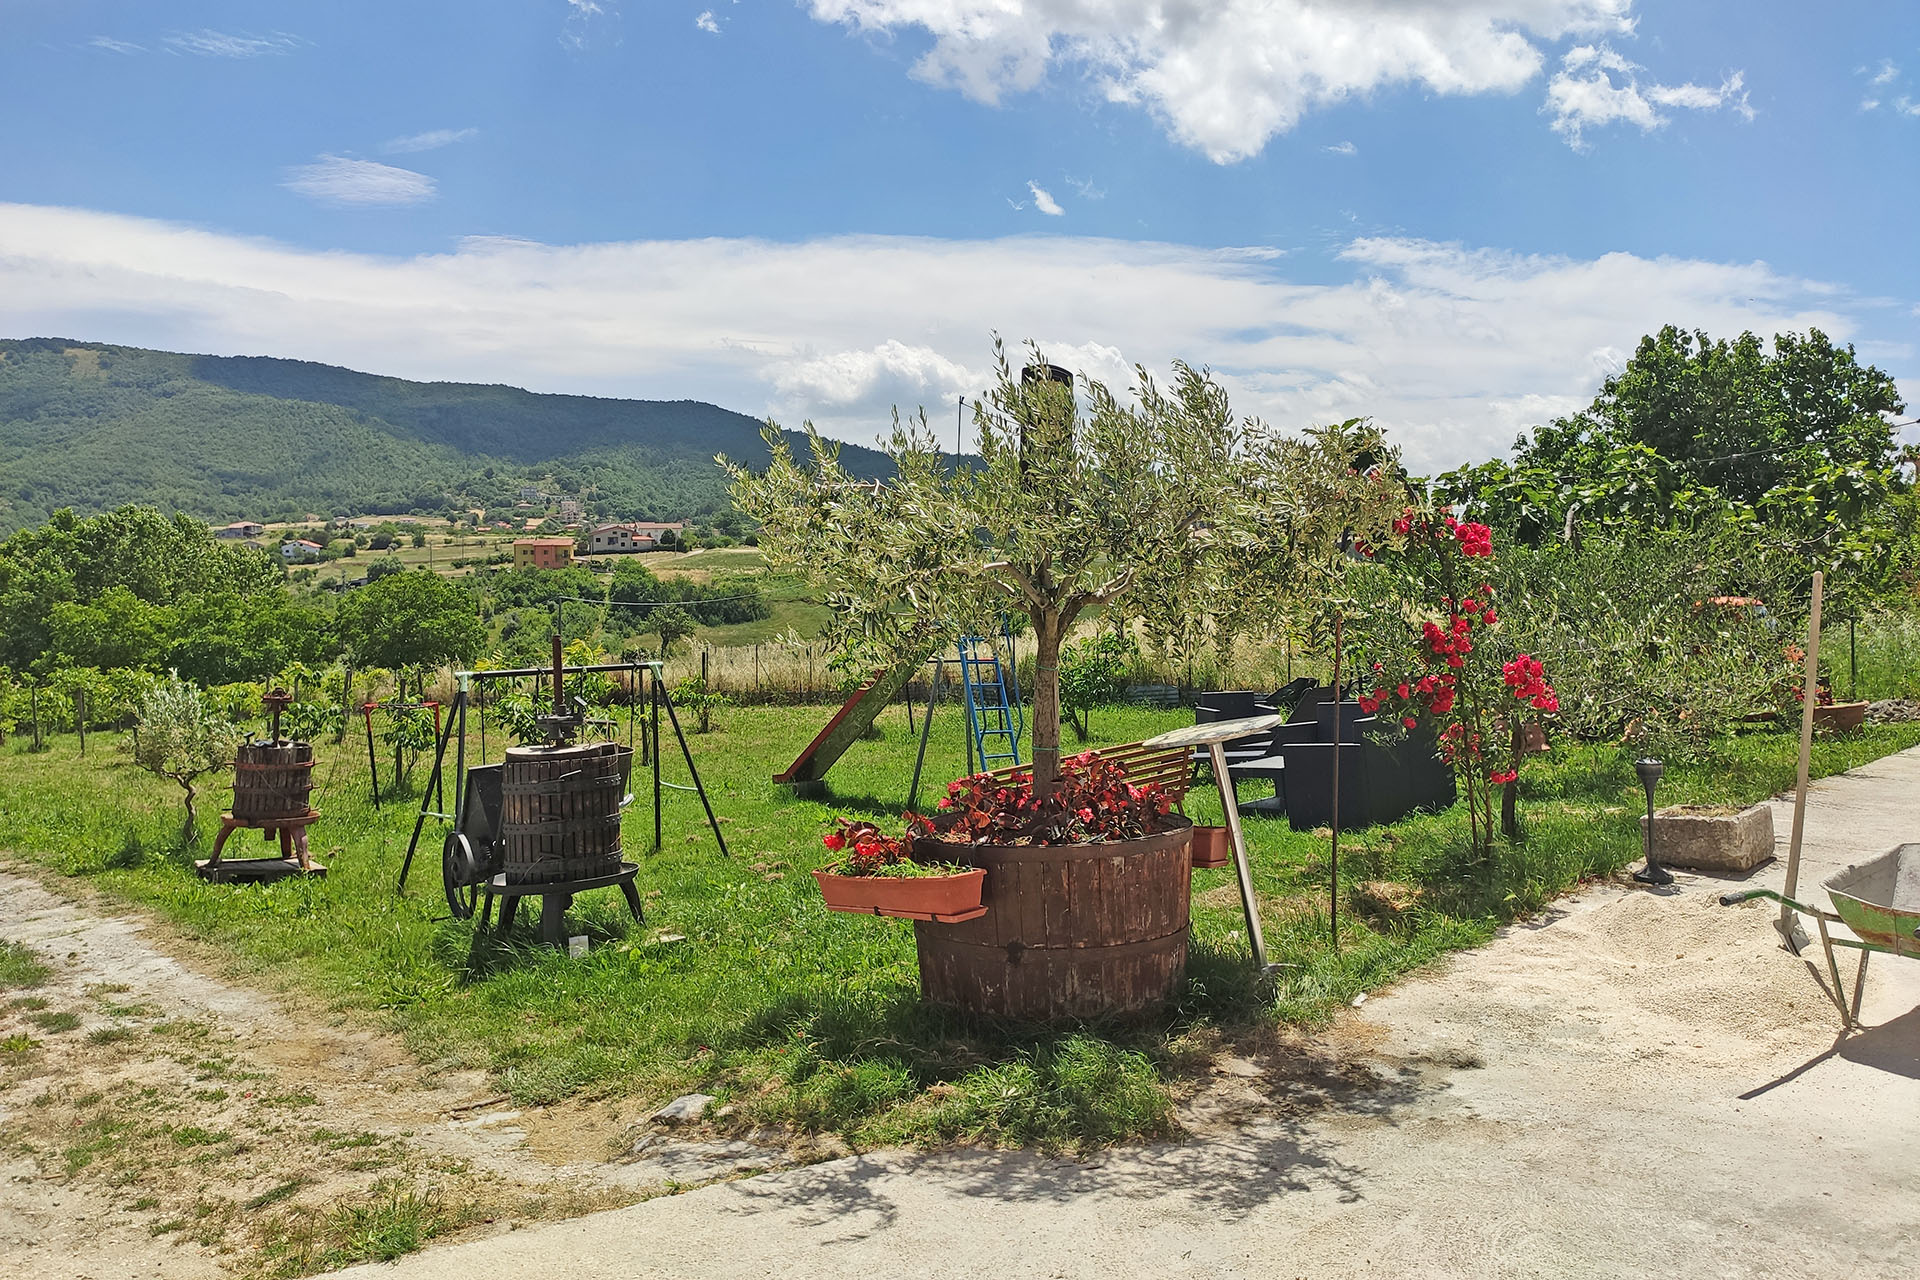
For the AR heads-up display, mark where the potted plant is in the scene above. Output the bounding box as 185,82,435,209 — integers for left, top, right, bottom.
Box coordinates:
812,817,986,923
911,751,1193,1020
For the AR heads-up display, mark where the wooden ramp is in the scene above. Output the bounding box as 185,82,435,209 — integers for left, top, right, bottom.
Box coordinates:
775,660,921,786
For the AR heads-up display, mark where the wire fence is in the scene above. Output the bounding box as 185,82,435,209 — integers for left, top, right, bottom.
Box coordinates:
653,636,1328,705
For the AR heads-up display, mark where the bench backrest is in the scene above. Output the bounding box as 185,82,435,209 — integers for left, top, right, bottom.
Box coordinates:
980,740,1192,807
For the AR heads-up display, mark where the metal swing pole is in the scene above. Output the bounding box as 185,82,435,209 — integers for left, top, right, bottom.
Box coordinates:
452,676,468,833
659,679,729,857
397,686,464,892
907,658,941,813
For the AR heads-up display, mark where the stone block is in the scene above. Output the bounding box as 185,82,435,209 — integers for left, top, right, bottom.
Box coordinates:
1640,803,1774,872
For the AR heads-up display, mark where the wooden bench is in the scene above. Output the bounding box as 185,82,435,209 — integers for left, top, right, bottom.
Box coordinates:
980,739,1194,809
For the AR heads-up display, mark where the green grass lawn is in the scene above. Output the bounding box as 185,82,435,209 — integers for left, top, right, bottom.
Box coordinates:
2,705,1915,1152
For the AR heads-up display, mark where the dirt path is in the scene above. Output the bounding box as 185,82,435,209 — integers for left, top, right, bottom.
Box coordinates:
0,870,790,1279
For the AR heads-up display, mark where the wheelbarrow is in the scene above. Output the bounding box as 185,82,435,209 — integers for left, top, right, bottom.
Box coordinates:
1721,842,1920,1030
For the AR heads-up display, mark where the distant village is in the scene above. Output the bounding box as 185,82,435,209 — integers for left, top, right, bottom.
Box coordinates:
211,485,690,574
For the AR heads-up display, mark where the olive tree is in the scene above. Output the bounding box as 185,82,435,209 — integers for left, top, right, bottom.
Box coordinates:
730,340,1399,794
133,674,241,836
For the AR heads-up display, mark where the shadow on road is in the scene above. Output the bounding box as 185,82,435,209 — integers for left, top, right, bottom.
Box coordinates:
708,1045,1444,1234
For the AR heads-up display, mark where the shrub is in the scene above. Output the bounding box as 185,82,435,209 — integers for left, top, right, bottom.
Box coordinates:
132,675,241,835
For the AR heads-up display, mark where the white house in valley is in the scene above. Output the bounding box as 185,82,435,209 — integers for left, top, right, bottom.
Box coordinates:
587,521,685,554
281,539,325,563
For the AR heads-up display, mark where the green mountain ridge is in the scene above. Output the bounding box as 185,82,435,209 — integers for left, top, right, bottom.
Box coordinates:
0,338,891,533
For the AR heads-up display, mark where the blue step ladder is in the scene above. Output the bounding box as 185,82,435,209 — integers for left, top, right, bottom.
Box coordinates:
957,635,1023,773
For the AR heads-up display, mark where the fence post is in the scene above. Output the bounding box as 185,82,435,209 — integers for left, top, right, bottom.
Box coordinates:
75,688,86,757
31,687,42,752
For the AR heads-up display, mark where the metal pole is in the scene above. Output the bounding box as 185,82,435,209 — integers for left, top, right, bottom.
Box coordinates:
661,685,728,857
1329,614,1342,952
31,687,41,751
1849,617,1857,701
651,671,663,853
397,687,462,893
453,680,468,829
907,661,940,813
1782,570,1824,948
75,688,85,757
364,705,381,807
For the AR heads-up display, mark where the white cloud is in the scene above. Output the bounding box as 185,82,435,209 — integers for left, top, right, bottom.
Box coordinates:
1326,141,1358,156
1545,43,1750,147
807,0,1641,162
0,202,1896,473
1063,175,1104,200
162,30,300,58
1867,59,1900,88
696,10,721,34
381,128,479,154
88,37,144,55
1027,182,1065,216
282,157,437,207
562,0,621,50
772,340,977,408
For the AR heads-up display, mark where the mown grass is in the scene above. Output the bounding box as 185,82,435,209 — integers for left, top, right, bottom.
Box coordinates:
1,703,1916,1151
1825,612,1920,703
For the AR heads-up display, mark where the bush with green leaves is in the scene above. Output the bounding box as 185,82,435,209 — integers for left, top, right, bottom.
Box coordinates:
673,674,732,733
1059,631,1138,742
1488,528,1807,761
132,675,242,835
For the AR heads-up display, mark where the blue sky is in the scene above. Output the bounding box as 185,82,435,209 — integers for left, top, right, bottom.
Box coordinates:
2,1,1915,471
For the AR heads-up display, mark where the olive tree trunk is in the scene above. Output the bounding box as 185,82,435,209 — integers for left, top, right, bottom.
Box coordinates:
1030,609,1065,795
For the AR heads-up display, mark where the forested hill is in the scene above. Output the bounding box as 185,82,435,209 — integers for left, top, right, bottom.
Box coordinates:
0,338,892,533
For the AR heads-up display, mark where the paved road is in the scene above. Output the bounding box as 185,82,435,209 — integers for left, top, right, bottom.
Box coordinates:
336,750,1920,1279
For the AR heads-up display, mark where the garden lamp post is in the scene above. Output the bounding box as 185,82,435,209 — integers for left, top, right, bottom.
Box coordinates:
1632,758,1672,885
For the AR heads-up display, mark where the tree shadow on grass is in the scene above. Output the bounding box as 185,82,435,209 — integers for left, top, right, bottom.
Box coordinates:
709,1022,1439,1231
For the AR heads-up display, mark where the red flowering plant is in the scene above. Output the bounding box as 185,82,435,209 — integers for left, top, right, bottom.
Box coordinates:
926,750,1177,847
1355,507,1558,859
820,816,973,878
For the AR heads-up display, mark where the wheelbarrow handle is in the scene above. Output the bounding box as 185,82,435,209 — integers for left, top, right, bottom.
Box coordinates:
1719,887,1823,915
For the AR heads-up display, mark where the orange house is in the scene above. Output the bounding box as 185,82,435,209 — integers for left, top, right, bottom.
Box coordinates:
513,537,575,569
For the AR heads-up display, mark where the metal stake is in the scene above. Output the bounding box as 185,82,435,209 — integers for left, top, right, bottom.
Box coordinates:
1329,615,1343,951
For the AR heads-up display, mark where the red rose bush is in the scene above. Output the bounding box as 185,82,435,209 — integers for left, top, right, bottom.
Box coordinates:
1359,509,1558,859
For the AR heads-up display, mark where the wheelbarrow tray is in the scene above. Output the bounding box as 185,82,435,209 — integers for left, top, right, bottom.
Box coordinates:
1824,843,1920,959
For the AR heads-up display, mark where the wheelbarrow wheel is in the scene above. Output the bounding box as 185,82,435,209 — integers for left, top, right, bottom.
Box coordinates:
443,832,481,920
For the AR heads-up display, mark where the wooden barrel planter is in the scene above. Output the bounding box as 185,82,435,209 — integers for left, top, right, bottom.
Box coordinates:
911,818,1192,1020
231,741,315,821
499,742,633,884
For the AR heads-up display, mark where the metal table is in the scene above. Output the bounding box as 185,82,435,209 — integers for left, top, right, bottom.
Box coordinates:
1143,714,1281,972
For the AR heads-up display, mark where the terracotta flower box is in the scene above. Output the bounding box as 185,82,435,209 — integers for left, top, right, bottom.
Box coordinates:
1813,701,1868,734
812,867,987,923
1190,825,1233,869
1640,803,1775,872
